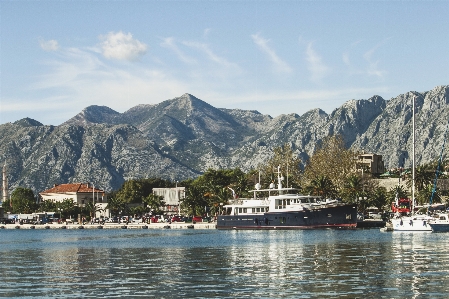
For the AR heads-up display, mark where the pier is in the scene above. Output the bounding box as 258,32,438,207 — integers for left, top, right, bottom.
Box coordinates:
0,222,217,230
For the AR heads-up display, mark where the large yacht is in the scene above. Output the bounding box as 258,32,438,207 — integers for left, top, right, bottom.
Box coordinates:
216,168,357,230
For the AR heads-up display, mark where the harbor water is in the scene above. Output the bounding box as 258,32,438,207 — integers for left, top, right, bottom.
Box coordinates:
1,229,449,298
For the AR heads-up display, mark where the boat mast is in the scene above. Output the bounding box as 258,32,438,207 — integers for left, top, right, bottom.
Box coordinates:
430,117,449,205
277,165,283,194
412,96,415,214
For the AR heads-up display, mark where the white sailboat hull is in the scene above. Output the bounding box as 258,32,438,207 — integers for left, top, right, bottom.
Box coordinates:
391,216,432,232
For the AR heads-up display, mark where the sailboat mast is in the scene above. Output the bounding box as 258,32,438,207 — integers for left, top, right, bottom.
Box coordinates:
412,96,415,214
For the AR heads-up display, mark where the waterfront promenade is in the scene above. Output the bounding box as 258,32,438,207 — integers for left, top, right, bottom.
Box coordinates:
0,221,217,230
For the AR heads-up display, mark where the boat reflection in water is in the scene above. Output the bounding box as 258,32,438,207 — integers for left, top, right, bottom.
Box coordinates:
217,167,357,230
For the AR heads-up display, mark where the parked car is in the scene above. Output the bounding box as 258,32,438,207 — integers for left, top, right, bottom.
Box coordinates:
192,216,202,223
132,217,143,223
171,216,182,222
181,216,191,222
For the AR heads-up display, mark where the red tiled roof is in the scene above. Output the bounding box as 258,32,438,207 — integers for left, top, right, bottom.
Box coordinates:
40,183,105,194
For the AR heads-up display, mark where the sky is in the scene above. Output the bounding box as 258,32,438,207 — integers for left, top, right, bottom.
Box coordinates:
1,1,449,125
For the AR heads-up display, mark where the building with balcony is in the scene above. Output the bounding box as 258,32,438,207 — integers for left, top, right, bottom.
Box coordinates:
356,153,385,174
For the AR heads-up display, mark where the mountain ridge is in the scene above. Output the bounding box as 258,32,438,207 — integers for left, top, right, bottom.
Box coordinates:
1,85,448,193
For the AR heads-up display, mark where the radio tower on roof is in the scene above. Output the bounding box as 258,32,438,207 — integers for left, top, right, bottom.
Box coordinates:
2,162,8,204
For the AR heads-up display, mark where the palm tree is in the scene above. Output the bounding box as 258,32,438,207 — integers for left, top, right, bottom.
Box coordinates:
341,174,363,203
407,164,434,191
304,175,337,199
183,184,206,216
388,185,408,201
370,187,388,211
417,184,441,205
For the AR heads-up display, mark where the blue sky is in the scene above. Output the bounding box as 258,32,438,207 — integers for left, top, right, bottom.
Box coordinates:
1,1,448,125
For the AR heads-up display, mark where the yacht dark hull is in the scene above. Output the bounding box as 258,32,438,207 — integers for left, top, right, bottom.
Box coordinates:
429,223,449,233
216,204,357,229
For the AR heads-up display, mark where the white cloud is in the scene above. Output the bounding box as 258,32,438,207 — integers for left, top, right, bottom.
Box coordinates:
29,47,188,116
344,39,389,79
39,38,59,51
203,28,212,38
160,37,196,64
99,31,147,61
305,42,331,83
251,33,292,74
183,41,237,68
363,45,386,78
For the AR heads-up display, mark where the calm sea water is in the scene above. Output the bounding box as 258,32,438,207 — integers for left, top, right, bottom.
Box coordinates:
1,228,449,298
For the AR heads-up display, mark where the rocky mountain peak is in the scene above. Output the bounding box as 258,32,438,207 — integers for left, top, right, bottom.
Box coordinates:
63,105,120,126
1,85,448,194
13,118,43,127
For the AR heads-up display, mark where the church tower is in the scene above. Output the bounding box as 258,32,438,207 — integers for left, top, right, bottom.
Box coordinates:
2,163,8,204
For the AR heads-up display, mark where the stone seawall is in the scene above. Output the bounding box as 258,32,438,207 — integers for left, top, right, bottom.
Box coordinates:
0,222,217,230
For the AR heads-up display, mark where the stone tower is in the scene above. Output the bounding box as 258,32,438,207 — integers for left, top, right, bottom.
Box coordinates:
2,163,8,203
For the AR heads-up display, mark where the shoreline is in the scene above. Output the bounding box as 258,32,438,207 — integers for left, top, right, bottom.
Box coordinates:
0,222,217,230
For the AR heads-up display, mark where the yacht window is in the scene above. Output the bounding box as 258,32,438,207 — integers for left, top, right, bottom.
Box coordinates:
238,208,242,213
256,208,260,212
243,208,247,213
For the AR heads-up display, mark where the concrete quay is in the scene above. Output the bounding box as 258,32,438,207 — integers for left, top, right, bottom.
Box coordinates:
0,222,217,230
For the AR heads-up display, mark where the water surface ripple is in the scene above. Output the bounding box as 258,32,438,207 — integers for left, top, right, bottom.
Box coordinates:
1,229,449,298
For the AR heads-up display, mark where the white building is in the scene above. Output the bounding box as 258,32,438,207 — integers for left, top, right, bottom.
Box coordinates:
39,183,108,218
153,187,185,215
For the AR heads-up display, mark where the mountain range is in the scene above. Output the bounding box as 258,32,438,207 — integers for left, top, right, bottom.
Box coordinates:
1,85,448,194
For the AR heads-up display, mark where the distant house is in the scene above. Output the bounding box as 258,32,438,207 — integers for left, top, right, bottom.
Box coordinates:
356,153,385,175
39,183,108,218
153,187,185,215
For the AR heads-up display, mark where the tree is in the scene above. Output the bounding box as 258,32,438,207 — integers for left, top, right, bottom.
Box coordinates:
55,199,76,219
83,201,96,220
106,196,127,217
257,143,302,190
116,180,144,203
417,184,441,205
303,135,357,190
340,174,363,204
185,168,252,215
370,187,389,211
10,187,37,214
304,175,337,199
38,200,57,213
142,193,165,214
182,181,208,216
407,164,434,192
387,184,408,204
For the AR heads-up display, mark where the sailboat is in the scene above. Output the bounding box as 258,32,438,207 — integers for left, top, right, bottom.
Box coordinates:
391,96,433,232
